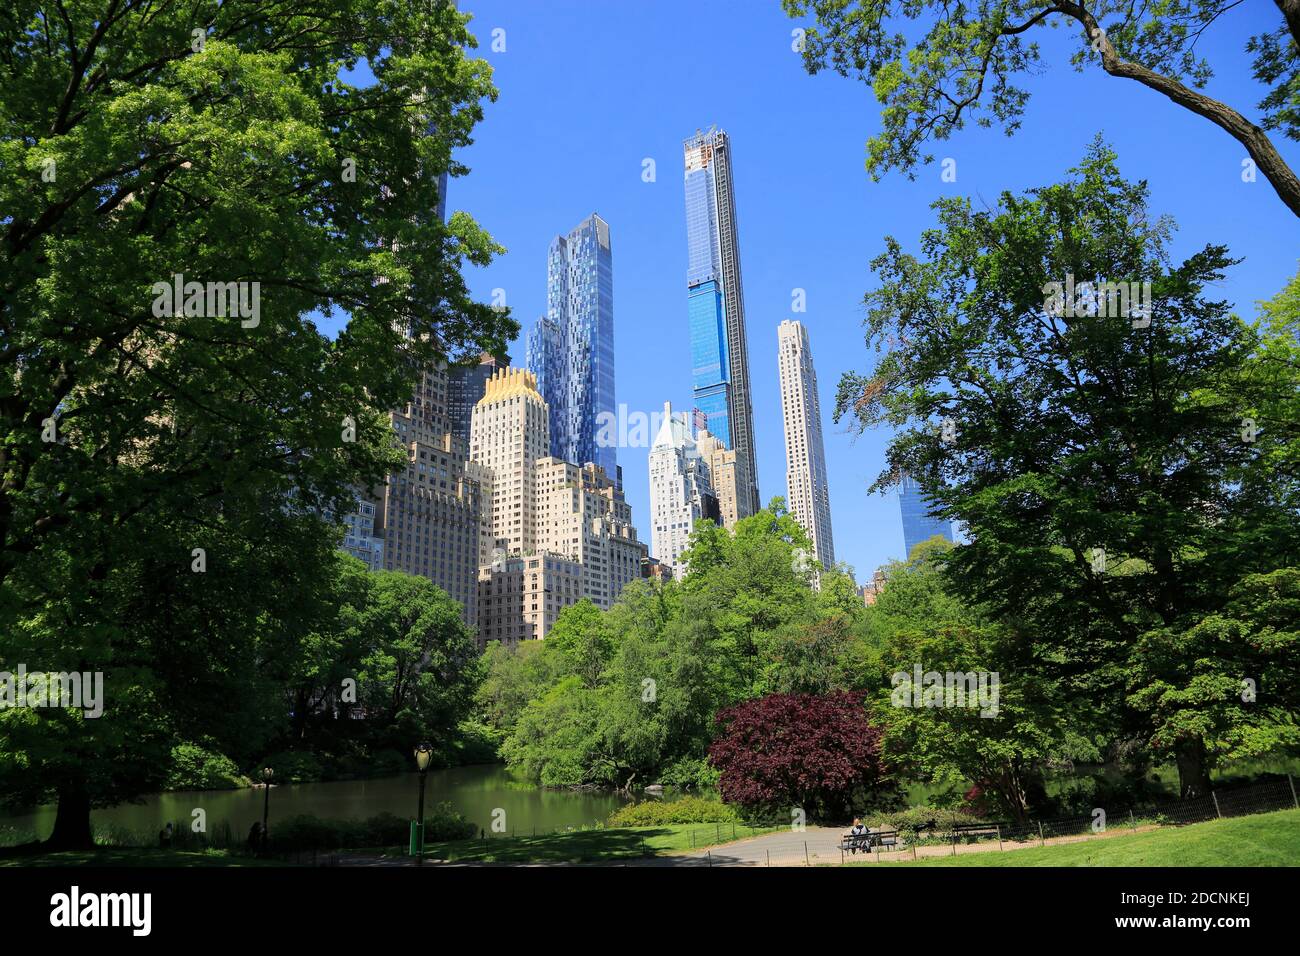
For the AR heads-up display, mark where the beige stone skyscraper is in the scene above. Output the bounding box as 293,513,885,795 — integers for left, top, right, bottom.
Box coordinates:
535,458,647,609
469,367,550,557
777,320,835,570
470,367,648,644
370,362,488,626
694,429,742,529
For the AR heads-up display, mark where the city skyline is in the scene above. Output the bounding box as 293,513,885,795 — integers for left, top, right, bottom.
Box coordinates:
321,0,1300,582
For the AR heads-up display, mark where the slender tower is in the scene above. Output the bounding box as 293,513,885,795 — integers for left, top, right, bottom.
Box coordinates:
683,127,759,516
526,214,618,486
777,320,835,570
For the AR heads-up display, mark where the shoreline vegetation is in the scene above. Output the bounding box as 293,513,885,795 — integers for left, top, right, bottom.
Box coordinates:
5,808,1294,869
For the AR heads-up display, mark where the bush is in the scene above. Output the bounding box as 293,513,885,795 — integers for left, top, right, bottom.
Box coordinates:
164,743,249,790
709,692,891,823
269,806,476,852
863,805,989,839
262,750,325,784
657,757,720,792
606,796,739,827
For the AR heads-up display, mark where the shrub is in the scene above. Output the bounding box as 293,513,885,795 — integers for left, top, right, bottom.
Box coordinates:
269,806,476,852
606,796,738,827
709,691,892,822
657,757,720,792
863,805,989,839
262,750,325,784
164,743,249,790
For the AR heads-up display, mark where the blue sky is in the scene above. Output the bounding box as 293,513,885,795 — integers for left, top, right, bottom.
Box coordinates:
341,1,1300,581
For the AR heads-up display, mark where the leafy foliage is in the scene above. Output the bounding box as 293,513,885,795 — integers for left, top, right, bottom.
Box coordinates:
783,1,1300,215
835,141,1297,798
709,691,891,822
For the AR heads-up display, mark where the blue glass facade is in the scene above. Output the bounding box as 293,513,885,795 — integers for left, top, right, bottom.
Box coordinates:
683,127,758,515
526,214,617,484
687,280,730,444
899,472,954,557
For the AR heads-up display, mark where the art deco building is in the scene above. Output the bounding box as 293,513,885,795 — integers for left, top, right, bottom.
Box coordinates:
777,319,835,571
469,367,550,557
694,429,742,530
371,362,488,626
648,401,717,579
535,458,647,610
477,552,583,646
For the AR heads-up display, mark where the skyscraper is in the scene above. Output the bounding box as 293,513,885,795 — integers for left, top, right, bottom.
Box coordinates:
898,472,954,558
648,401,717,579
683,127,758,517
777,320,835,570
447,352,509,443
471,367,648,644
526,214,617,486
469,367,550,558
695,429,742,530
371,361,488,627
534,458,647,610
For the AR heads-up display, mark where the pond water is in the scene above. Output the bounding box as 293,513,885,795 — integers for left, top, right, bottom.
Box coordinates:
2,764,631,843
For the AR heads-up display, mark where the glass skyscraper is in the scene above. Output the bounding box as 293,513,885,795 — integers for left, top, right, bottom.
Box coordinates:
683,127,759,517
898,471,954,558
525,214,617,485
447,352,508,443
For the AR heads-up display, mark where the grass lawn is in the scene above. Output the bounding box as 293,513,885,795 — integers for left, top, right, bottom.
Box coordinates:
410,822,780,864
860,808,1300,867
0,846,290,868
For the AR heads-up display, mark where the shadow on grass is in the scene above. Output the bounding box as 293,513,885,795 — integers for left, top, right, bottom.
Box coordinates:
419,827,678,864
0,843,292,868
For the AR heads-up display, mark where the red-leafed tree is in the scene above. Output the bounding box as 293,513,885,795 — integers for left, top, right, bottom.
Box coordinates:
708,692,891,822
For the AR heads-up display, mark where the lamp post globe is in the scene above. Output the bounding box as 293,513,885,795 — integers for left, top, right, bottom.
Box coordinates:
261,766,274,851
413,743,433,864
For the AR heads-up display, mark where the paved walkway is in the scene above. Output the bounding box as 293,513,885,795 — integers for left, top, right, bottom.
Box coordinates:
335,822,1163,868
634,827,844,867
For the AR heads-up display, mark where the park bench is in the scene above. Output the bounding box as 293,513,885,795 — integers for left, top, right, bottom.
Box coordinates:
950,823,1003,843
839,828,900,854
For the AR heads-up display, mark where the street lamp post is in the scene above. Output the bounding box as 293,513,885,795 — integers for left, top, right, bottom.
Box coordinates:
413,742,433,865
261,767,274,852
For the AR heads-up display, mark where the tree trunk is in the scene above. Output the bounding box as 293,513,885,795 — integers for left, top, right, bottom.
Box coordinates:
1175,737,1212,800
46,780,95,850
1061,1,1300,219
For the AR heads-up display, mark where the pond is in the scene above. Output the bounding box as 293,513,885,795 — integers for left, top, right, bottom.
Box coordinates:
1,764,632,844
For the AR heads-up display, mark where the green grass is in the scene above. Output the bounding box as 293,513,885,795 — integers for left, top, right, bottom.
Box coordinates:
408,822,780,864
0,846,290,868
858,808,1300,867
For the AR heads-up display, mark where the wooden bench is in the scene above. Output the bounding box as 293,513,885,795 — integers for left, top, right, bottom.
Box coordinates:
839,828,900,854
950,822,1003,843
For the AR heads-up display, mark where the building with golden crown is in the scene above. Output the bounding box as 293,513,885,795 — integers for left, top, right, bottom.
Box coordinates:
471,367,648,644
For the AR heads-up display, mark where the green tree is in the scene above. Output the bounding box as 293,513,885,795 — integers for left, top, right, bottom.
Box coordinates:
1129,569,1300,785
836,141,1294,797
0,1,509,847
356,572,480,754
475,639,558,741
783,0,1300,217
